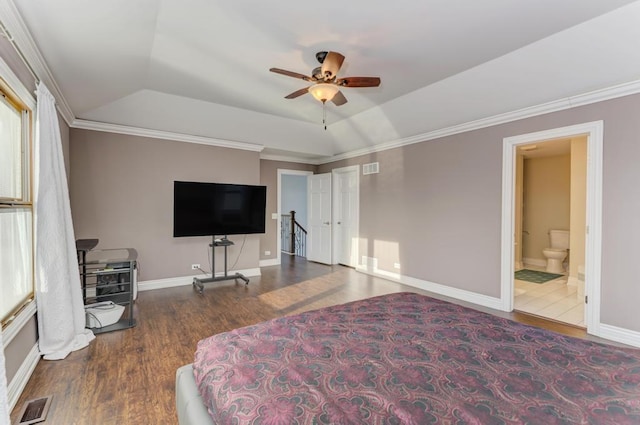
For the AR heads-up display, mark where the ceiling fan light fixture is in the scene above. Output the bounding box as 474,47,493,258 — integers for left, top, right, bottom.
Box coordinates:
308,83,339,102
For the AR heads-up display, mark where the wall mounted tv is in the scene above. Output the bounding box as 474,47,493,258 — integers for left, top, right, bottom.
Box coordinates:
173,181,267,237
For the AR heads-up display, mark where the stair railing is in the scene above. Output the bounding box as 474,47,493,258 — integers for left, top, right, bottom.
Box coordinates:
280,210,307,257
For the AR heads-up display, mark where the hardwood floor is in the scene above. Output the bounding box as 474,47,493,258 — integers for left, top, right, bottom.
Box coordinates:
11,256,603,424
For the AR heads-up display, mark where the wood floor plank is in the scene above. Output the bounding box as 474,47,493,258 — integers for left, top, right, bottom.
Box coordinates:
11,256,601,424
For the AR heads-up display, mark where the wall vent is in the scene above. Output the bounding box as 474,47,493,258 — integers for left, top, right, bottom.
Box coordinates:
362,162,379,175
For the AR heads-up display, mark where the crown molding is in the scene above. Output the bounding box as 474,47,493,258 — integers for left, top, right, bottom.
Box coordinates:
259,153,323,165
0,0,75,125
71,119,264,152
317,78,640,165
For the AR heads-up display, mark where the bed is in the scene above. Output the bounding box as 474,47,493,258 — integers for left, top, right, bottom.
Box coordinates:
177,292,640,424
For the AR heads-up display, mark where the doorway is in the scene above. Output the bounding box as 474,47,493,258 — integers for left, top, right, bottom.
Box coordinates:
277,169,313,265
514,137,586,327
501,121,603,336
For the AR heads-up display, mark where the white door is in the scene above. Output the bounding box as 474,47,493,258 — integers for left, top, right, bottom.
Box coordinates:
333,168,359,267
307,173,332,264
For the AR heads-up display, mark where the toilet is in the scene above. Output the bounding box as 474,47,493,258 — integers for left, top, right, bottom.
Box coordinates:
542,230,569,274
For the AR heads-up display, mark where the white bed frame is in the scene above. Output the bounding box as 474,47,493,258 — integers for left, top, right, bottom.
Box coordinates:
175,364,215,425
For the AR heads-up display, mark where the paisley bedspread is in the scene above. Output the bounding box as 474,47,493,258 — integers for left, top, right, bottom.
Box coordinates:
193,292,640,424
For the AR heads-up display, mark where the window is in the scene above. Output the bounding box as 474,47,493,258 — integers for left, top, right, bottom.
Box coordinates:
0,78,33,327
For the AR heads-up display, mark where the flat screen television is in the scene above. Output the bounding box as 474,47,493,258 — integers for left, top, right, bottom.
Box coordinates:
173,181,266,237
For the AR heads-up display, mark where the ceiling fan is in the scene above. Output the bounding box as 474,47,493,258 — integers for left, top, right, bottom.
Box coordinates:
269,51,381,107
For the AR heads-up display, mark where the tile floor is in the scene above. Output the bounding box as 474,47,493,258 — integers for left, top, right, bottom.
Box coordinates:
514,265,585,328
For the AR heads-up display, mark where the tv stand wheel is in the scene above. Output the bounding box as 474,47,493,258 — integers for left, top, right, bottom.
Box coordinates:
192,278,204,294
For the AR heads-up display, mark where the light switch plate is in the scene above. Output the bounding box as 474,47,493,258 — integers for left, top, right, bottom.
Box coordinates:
271,213,278,219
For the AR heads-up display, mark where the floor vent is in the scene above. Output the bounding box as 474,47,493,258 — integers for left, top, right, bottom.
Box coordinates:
17,396,52,424
363,162,379,175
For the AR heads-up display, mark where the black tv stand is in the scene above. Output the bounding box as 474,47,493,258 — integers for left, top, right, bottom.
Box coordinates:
193,235,249,294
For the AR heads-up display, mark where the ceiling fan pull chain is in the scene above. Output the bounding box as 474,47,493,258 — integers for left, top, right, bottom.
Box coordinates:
323,100,327,130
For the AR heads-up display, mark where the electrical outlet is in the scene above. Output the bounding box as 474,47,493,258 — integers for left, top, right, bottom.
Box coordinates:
265,250,271,256
393,262,401,269
191,264,200,270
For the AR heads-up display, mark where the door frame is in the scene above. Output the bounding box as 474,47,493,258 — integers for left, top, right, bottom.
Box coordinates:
331,165,360,266
277,169,313,265
500,120,603,335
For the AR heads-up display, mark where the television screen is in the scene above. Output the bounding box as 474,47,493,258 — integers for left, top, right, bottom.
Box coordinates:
173,181,266,237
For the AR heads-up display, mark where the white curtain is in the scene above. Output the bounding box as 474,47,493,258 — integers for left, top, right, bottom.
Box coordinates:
0,330,9,425
35,82,94,360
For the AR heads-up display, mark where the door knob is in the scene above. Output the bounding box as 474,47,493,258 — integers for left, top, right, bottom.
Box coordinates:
337,221,341,225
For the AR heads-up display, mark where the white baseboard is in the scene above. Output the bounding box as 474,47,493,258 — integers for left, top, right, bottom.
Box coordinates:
259,258,280,267
523,258,547,268
355,264,504,311
7,343,40,411
598,323,640,348
138,268,261,292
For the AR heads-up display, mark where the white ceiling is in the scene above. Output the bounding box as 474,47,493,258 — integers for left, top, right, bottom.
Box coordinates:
6,0,640,161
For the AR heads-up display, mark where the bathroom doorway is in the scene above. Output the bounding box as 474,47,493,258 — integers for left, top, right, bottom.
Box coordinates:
501,121,603,336
514,137,586,327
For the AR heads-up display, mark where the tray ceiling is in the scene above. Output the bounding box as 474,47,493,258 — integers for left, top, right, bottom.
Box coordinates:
7,0,640,160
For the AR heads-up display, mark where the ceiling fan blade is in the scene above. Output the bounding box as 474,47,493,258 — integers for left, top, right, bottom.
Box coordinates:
284,87,310,99
321,51,345,80
331,90,348,106
337,76,381,87
269,68,312,81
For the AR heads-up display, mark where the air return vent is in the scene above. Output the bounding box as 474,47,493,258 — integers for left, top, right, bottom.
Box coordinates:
362,162,379,175
17,396,52,424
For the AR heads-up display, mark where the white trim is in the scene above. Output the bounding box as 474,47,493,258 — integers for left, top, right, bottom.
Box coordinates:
331,165,360,266
356,264,504,311
1,301,36,347
501,121,603,338
0,0,74,124
7,343,39,411
260,154,322,165
137,268,261,292
317,79,640,165
67,77,640,166
259,258,280,267
72,119,264,152
276,169,313,266
598,324,640,348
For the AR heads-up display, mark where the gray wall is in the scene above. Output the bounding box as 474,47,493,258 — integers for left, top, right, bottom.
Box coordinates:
319,93,640,332
4,318,37,383
282,175,308,229
320,134,503,295
70,130,261,280
259,160,317,261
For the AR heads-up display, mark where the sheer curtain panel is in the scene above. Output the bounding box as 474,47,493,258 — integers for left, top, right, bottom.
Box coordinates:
35,83,94,360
